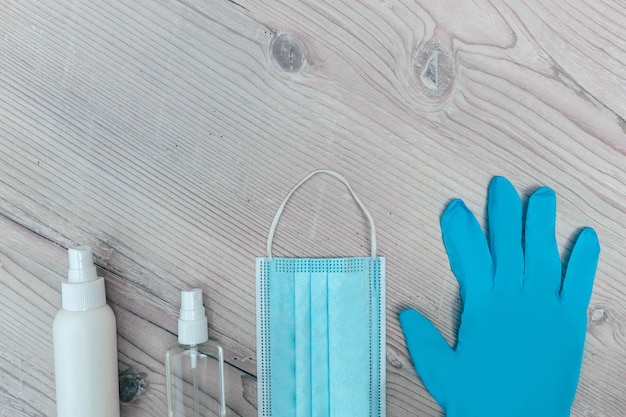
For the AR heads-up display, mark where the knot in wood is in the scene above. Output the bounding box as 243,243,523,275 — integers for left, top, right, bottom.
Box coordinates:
271,34,306,72
414,42,454,98
118,367,148,403
589,307,606,324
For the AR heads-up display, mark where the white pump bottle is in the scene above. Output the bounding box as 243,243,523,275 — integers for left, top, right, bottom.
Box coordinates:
53,245,120,417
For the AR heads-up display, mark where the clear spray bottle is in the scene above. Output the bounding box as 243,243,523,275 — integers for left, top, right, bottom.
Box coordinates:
166,289,226,417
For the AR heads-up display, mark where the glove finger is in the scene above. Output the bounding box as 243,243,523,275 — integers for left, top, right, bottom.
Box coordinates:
399,309,455,407
561,228,600,313
441,199,493,303
524,187,562,297
488,176,524,291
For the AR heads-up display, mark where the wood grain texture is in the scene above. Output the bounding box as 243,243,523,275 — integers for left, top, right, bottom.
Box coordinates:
0,0,624,416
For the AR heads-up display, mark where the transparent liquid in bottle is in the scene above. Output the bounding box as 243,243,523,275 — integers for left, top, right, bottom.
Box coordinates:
166,341,226,417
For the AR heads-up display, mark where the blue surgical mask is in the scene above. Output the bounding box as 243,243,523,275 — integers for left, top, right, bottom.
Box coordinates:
256,170,386,417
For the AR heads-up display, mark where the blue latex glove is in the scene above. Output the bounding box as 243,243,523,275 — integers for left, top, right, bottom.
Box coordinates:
400,177,600,417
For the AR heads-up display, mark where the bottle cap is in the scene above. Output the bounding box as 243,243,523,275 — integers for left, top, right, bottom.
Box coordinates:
178,289,209,345
62,246,106,311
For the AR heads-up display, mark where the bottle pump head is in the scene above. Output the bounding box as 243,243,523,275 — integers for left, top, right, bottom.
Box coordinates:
68,246,98,283
62,245,106,311
178,289,209,345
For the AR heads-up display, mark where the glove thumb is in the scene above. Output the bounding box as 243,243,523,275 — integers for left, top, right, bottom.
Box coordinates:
399,309,455,407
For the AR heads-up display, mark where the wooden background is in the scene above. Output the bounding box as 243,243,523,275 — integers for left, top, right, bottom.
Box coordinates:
1,0,624,416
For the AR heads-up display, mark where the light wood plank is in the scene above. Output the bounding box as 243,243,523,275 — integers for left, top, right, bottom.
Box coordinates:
0,0,624,416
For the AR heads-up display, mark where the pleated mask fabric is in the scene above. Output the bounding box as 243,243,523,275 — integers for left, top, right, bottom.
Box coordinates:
256,170,386,417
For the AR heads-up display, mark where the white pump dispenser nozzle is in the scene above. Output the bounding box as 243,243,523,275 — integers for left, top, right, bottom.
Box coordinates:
178,289,209,345
68,246,98,283
61,245,106,311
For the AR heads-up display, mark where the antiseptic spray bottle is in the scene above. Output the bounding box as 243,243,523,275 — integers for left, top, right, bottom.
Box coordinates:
166,289,226,417
53,245,120,417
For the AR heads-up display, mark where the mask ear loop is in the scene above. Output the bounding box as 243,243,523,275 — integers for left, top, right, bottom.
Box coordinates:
266,170,377,261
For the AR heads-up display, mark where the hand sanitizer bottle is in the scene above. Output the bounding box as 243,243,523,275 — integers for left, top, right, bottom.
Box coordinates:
166,289,226,417
53,246,120,417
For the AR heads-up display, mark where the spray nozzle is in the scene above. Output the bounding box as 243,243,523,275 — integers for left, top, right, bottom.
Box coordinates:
62,245,105,311
180,289,205,321
178,289,209,345
67,246,98,283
